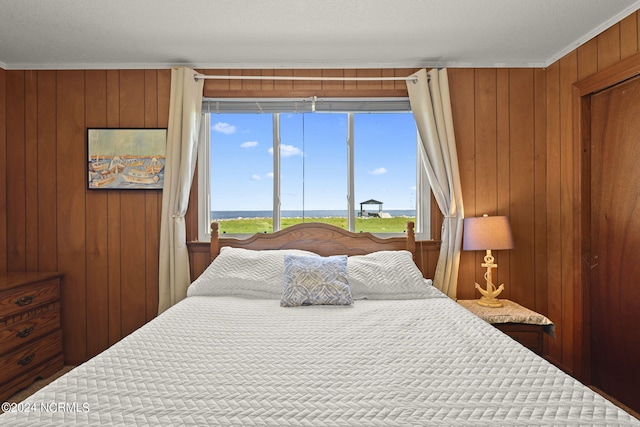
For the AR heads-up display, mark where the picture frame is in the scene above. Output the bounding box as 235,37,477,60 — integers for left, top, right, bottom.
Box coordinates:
87,128,167,190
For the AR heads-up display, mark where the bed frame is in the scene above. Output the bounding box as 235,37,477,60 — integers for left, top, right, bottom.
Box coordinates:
210,221,415,261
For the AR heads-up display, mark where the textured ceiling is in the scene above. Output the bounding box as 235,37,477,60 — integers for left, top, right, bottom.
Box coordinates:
1,0,639,69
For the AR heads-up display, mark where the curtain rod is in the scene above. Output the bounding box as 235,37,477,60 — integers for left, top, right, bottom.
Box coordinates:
195,74,419,83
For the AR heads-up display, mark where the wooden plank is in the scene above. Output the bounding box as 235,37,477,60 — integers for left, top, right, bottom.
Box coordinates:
473,69,498,299
321,69,344,93
381,69,396,91
343,69,357,92
120,190,147,337
145,190,160,322
293,68,322,92
25,71,39,271
474,69,497,217
509,69,536,309
118,70,147,337
545,61,563,363
496,69,511,300
356,69,382,92
0,68,6,271
620,12,638,60
144,70,158,127
228,69,243,92
5,72,26,265
56,70,87,363
273,69,294,93
597,24,621,71
578,39,599,80
241,69,262,92
106,69,122,346
37,71,58,271
158,69,171,127
6,71,26,271
119,70,145,127
533,68,548,316
259,69,275,92
84,69,109,359
447,69,475,299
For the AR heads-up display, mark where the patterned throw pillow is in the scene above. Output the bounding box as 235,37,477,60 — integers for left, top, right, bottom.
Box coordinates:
281,255,352,307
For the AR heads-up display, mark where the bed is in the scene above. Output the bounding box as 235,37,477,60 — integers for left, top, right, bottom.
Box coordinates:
1,222,638,426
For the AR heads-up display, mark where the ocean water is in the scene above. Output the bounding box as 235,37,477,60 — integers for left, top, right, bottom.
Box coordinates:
211,210,415,219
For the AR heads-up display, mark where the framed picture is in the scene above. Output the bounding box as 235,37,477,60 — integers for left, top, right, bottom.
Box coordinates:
87,128,167,190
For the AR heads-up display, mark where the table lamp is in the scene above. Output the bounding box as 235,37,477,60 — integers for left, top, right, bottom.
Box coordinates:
463,214,514,308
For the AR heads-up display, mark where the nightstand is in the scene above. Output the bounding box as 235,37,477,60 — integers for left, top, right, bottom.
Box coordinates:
0,271,64,402
458,299,554,355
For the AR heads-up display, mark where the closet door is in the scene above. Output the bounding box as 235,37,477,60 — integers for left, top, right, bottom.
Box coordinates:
590,75,640,413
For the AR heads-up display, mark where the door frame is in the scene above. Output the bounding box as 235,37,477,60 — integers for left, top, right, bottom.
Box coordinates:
573,52,640,383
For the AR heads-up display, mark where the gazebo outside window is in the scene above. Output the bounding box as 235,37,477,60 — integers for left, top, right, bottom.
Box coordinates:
359,199,383,217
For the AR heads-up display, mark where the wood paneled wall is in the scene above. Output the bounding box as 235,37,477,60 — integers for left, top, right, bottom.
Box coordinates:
1,10,636,368
1,66,550,365
190,67,550,324
451,68,548,314
545,11,640,375
0,69,170,364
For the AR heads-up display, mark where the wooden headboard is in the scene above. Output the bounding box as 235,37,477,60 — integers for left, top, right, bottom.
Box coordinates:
210,222,416,261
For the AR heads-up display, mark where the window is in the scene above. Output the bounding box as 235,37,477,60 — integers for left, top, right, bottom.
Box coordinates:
198,98,430,240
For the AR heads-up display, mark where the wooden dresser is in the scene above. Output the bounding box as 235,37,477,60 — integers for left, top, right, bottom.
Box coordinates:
0,272,63,402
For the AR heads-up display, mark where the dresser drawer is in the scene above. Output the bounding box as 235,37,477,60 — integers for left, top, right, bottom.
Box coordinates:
0,280,60,319
0,329,62,386
0,305,60,354
494,323,544,355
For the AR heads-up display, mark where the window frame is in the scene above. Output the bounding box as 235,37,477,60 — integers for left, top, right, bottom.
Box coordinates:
197,98,430,241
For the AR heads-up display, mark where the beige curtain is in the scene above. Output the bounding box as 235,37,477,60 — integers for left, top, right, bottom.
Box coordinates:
158,67,204,313
406,68,464,299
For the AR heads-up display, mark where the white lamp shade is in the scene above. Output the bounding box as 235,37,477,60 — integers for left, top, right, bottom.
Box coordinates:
463,215,514,251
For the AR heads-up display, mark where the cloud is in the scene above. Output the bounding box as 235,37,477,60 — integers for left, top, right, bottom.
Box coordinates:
251,174,262,180
240,141,258,148
265,172,274,179
213,122,236,134
370,167,387,175
268,144,303,157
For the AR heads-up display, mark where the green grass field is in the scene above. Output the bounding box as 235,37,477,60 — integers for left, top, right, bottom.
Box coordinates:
214,216,416,234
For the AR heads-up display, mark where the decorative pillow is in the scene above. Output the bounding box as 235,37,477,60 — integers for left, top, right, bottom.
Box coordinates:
187,247,319,299
347,250,436,299
281,255,352,307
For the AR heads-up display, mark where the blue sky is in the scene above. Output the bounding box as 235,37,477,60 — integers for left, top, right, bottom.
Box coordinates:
209,112,416,211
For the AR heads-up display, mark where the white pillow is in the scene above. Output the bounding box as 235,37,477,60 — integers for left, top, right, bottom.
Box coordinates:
347,250,435,299
187,247,319,299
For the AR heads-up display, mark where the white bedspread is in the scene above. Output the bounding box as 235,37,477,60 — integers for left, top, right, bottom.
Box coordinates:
2,295,638,426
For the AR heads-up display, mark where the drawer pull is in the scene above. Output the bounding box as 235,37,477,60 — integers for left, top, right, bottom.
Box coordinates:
16,326,34,338
15,295,35,306
17,353,35,366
